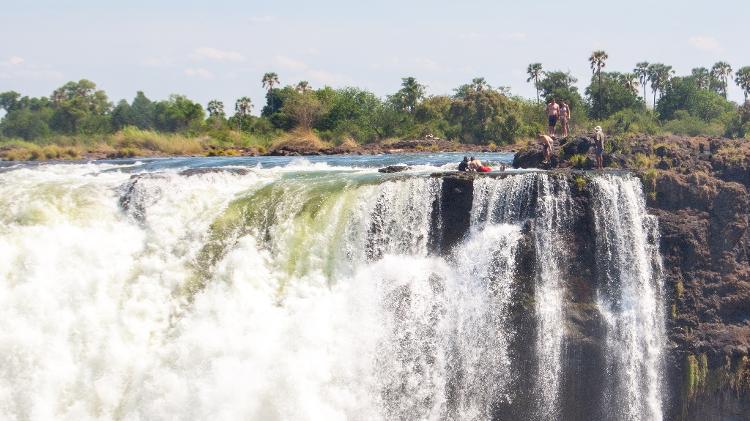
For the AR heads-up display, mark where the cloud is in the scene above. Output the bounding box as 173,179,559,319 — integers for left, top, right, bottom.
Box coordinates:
459,32,482,40
190,47,246,62
689,36,722,53
184,68,214,79
8,56,24,65
274,55,308,71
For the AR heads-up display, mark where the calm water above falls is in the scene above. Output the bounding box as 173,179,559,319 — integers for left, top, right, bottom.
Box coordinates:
0,154,664,421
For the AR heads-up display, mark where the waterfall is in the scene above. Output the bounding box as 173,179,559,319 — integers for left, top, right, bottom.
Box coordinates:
471,173,571,418
0,163,667,421
591,174,666,421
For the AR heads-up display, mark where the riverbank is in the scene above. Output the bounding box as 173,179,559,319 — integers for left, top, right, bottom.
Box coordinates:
0,127,513,162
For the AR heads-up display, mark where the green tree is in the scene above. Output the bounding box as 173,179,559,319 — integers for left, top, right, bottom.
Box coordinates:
526,63,543,103
110,99,132,130
282,91,323,130
295,81,311,93
129,91,154,129
656,76,734,121
229,96,253,131
691,67,710,90
647,63,674,107
153,95,204,132
586,72,643,119
0,91,22,112
449,79,521,144
207,100,225,118
619,73,640,96
710,61,733,98
589,50,609,117
634,62,649,101
262,72,281,114
49,79,111,134
390,77,426,114
734,66,750,101
262,72,280,91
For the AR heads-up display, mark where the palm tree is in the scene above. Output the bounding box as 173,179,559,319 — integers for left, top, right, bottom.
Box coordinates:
634,62,649,101
295,81,311,93
711,62,733,98
207,100,225,118
526,63,543,103
691,67,710,90
589,50,609,116
735,66,750,101
261,72,280,92
619,73,640,96
234,96,253,130
262,72,280,113
396,76,425,113
647,63,674,107
471,77,489,92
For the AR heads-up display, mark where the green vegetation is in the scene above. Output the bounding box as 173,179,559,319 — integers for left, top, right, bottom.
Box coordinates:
1,51,750,160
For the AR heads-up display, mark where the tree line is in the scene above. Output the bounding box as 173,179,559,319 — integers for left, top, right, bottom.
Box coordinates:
1,51,749,146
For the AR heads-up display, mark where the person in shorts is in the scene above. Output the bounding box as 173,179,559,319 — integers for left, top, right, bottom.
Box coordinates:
594,126,605,169
546,99,560,136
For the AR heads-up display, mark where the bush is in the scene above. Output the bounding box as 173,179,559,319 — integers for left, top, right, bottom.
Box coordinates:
602,109,660,135
662,111,724,137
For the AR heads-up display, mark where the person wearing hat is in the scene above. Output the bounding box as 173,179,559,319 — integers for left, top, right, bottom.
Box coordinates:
594,126,605,169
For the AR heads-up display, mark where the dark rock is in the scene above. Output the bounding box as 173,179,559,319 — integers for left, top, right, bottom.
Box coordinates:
378,165,411,173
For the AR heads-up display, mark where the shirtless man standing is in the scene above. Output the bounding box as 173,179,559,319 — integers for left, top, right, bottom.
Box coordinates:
539,133,554,164
546,99,560,136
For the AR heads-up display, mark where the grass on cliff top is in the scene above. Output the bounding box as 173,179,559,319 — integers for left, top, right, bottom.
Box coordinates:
0,127,280,161
269,128,331,153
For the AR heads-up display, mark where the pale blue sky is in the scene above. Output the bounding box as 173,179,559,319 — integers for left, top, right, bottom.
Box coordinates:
1,0,748,113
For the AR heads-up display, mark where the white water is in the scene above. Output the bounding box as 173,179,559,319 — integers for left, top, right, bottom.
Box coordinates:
471,173,571,418
0,163,665,421
0,164,521,420
591,174,666,421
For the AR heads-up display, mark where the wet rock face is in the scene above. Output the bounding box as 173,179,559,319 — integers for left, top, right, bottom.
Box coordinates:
438,174,474,252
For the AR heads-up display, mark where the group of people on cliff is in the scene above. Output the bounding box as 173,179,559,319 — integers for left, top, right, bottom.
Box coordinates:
546,98,571,138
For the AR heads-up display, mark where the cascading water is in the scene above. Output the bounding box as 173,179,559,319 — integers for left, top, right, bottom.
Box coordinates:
0,160,667,421
591,174,666,421
471,173,571,419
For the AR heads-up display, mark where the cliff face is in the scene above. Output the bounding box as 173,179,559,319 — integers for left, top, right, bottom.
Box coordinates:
509,135,750,420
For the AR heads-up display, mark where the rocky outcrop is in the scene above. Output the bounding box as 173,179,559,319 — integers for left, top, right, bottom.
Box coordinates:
511,134,750,420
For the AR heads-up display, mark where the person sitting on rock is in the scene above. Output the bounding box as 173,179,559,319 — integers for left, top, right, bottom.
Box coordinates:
539,133,554,164
594,126,605,169
469,156,484,171
458,156,470,172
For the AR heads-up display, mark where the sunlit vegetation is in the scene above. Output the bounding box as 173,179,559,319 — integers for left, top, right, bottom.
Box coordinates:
1,52,750,160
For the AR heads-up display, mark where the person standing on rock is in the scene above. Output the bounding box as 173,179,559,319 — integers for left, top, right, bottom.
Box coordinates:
560,101,570,137
539,133,554,164
594,126,605,169
547,99,560,136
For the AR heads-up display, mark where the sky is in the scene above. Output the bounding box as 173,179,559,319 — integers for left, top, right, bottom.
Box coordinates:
1,0,748,114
